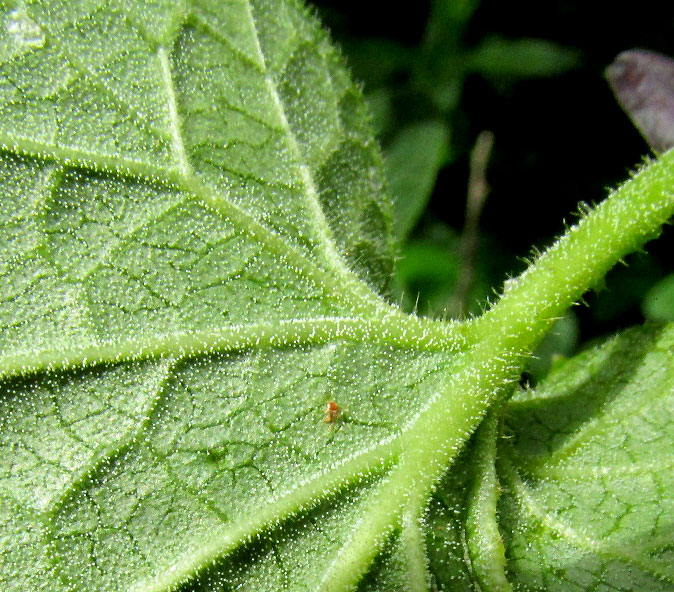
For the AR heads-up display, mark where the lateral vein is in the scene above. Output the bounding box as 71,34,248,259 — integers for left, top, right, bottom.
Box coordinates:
158,46,192,176
0,315,466,379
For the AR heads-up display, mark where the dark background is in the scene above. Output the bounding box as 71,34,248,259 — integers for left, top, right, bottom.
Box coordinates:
311,0,674,364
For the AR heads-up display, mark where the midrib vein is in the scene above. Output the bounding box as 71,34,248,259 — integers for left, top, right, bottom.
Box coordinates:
0,315,465,379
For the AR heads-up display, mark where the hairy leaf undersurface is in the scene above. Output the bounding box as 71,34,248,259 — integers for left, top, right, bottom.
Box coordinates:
500,324,674,591
0,1,464,589
2,1,674,591
423,325,674,592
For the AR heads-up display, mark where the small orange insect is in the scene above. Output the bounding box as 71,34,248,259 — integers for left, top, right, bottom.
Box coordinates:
324,401,340,423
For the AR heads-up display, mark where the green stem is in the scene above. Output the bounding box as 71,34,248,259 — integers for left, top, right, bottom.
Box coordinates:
468,150,674,349
404,149,674,503
315,152,674,588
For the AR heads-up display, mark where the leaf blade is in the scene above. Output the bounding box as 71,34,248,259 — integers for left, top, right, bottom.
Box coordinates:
501,324,674,590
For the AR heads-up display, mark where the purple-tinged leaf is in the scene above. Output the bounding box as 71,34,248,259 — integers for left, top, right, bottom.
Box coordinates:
606,49,674,153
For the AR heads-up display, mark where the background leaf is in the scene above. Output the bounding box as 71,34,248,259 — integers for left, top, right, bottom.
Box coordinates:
643,273,674,322
467,36,580,79
606,49,674,153
500,324,674,590
387,119,449,240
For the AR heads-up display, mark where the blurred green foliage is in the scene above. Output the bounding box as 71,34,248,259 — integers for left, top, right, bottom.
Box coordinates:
386,120,449,239
314,0,674,380
643,274,674,321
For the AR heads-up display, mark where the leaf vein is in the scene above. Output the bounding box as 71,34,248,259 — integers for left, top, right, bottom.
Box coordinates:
158,45,192,176
502,455,674,582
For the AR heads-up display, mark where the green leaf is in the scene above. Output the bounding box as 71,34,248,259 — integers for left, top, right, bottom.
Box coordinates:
525,312,579,382
643,273,674,321
500,324,674,591
386,120,449,240
468,36,580,79
0,0,464,589
3,1,674,591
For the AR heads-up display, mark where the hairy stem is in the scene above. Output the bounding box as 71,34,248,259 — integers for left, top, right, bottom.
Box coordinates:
468,150,674,349
407,149,674,502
